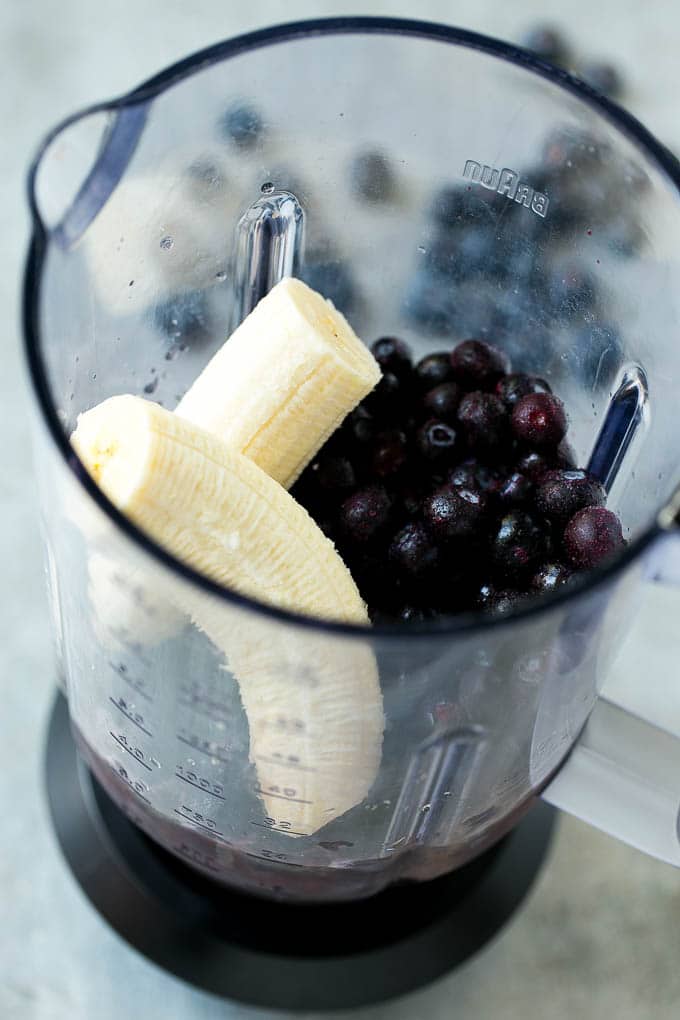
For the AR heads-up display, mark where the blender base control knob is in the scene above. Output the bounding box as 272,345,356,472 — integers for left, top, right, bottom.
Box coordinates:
45,693,556,1010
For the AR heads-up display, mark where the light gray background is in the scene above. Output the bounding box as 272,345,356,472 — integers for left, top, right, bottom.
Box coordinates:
4,1,680,1018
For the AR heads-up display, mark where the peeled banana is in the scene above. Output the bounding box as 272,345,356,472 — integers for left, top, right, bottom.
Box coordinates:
71,395,368,622
72,395,383,832
81,278,379,650
176,276,380,487
189,606,382,834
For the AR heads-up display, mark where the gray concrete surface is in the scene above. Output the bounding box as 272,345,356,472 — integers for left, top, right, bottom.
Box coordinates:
3,1,680,1018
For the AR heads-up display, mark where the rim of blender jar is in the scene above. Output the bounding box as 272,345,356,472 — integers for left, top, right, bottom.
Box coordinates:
23,16,680,641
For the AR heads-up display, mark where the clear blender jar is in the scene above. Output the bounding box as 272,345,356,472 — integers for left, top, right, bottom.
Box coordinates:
25,18,680,902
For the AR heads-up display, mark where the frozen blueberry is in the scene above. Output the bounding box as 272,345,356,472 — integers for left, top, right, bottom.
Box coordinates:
423,485,490,543
400,484,425,519
414,352,454,390
493,511,548,577
497,471,533,508
354,552,398,612
423,381,462,423
448,459,480,490
366,371,411,423
339,485,392,543
450,339,510,390
349,150,395,203
535,469,606,523
457,391,509,450
402,271,457,335
580,61,623,98
428,185,497,231
548,266,597,319
516,450,553,481
316,455,356,492
219,101,263,149
521,25,570,66
389,522,440,578
511,393,568,449
547,188,588,235
428,185,467,227
531,561,573,593
494,236,543,285
416,419,458,464
399,605,436,624
346,403,374,440
185,158,227,193
422,232,459,279
496,373,552,409
478,463,508,493
563,507,625,568
425,229,493,281
289,470,323,515
372,430,409,479
371,336,412,377
301,259,357,316
557,441,578,470
486,588,527,616
152,290,211,343
448,459,504,494
317,516,337,542
445,281,501,339
458,228,498,277
368,606,394,625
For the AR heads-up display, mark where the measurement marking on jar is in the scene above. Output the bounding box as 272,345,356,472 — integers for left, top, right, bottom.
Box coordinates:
109,696,152,736
123,678,151,702
245,851,305,867
175,768,225,801
251,821,310,837
179,698,230,723
179,687,231,720
110,731,153,770
257,755,317,773
176,732,231,764
109,662,152,702
255,784,312,805
173,806,226,839
115,763,151,804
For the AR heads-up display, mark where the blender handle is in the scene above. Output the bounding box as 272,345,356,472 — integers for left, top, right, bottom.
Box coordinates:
542,529,680,866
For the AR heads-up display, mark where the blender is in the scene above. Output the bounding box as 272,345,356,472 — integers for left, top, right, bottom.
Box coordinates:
24,17,680,1009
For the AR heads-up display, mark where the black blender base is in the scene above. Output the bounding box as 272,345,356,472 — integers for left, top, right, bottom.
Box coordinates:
45,693,556,1010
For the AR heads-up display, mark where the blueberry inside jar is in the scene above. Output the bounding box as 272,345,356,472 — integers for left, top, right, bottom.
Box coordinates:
292,336,625,623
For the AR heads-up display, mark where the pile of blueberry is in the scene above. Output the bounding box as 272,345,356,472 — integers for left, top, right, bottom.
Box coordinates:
402,119,645,395
521,24,624,100
291,337,625,624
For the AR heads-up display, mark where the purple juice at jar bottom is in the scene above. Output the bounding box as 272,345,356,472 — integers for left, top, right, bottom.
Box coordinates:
72,722,553,904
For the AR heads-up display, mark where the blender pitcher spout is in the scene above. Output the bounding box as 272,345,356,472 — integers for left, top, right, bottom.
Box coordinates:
30,101,148,249
542,507,680,866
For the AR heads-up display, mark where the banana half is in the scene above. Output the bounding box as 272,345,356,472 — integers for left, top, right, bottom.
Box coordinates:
72,395,383,832
176,277,381,488
81,277,379,650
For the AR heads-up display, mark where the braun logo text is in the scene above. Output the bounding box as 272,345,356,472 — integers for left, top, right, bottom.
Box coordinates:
462,160,549,218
